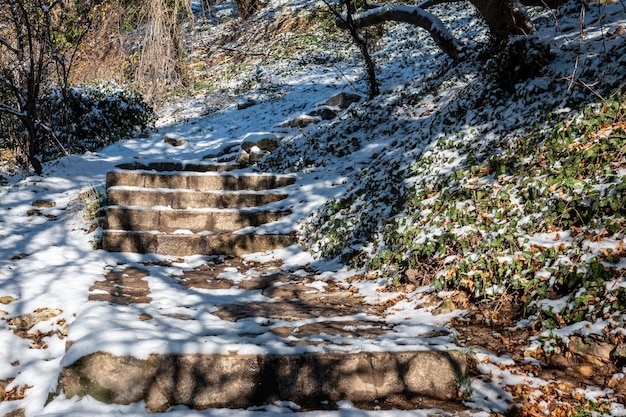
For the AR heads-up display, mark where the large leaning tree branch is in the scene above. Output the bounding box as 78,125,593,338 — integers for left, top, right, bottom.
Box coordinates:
336,3,464,59
336,0,568,59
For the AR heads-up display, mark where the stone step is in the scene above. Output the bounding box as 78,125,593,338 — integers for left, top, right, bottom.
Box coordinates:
58,350,468,412
101,231,297,256
106,170,295,191
106,207,291,233
114,162,240,172
107,187,288,209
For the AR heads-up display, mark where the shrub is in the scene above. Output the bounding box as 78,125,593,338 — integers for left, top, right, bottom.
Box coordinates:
42,81,155,160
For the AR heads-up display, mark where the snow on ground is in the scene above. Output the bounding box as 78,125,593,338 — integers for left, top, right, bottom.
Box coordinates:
1,0,625,415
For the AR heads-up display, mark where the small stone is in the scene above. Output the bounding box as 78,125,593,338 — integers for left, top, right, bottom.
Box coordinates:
323,92,362,109
163,134,186,147
569,336,614,364
237,100,255,110
612,343,626,363
0,296,16,305
257,137,280,152
139,313,153,321
573,364,595,378
237,150,250,166
432,299,456,315
276,115,319,128
9,308,63,332
32,199,56,208
310,106,340,120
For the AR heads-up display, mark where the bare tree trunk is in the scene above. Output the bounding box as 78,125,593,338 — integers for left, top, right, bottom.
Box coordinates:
344,0,380,98
469,0,535,40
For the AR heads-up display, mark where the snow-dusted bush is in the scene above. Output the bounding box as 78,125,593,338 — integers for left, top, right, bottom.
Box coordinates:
43,81,154,160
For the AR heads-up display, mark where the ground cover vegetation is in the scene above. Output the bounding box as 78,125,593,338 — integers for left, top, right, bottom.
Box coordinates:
293,31,626,335
255,0,626,403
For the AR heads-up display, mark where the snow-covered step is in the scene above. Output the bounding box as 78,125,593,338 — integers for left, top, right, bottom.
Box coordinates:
106,206,291,233
102,163,297,256
106,170,295,191
101,231,296,256
107,186,288,209
114,161,241,172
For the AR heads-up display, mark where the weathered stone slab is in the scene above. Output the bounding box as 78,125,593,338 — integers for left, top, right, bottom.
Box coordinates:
102,231,297,256
58,350,468,412
107,187,288,209
106,171,295,191
88,267,151,305
115,162,240,172
106,207,291,233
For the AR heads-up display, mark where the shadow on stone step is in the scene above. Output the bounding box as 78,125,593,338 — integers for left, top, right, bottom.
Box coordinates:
57,350,470,412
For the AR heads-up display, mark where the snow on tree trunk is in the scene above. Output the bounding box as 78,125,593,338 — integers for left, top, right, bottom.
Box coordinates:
337,3,464,59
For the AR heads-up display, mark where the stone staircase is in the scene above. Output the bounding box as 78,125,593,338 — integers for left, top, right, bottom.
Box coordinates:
57,161,473,414
101,162,297,256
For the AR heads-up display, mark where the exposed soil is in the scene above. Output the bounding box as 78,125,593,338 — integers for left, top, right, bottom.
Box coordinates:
451,294,626,416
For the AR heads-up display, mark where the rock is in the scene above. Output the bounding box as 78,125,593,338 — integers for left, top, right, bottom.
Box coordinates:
569,336,613,365
612,343,626,364
241,141,256,152
257,137,280,152
237,150,250,166
276,114,320,129
249,148,269,163
573,364,595,378
3,409,25,417
31,199,56,208
241,138,280,160
310,106,340,120
237,100,255,110
163,134,186,147
432,299,456,315
0,296,16,305
322,92,362,109
9,308,63,332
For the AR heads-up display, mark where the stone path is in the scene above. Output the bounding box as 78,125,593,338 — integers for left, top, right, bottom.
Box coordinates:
53,162,474,414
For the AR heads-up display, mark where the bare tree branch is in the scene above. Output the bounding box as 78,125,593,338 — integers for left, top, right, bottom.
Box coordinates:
0,36,20,55
0,103,26,119
417,0,463,10
518,0,567,8
336,3,463,59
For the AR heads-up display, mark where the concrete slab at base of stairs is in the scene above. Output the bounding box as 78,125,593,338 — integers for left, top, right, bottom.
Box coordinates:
57,350,468,412
102,231,297,256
